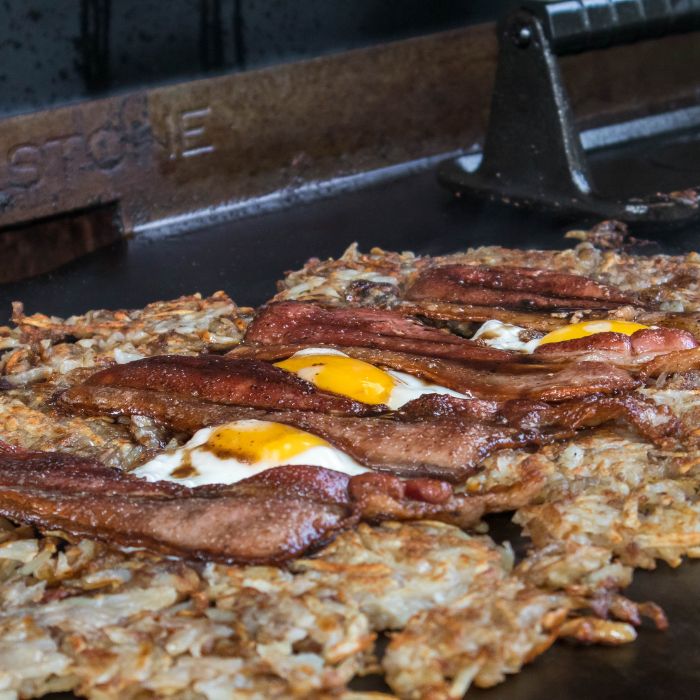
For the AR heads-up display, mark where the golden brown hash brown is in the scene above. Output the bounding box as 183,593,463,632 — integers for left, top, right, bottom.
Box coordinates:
275,233,700,314
2,233,700,699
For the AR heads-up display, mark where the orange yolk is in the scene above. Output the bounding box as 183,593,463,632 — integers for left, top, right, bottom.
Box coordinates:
275,354,394,404
207,422,328,464
537,320,649,346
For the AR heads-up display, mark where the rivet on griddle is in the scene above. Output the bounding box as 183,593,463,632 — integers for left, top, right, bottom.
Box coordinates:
511,24,532,48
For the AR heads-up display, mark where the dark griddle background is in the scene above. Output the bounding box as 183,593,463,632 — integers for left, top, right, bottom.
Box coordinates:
3,168,699,322
2,170,700,698
2,169,580,320
0,0,510,118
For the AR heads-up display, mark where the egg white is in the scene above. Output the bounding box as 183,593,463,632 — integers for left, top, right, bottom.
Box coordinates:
471,320,540,353
472,319,658,353
133,419,368,488
382,368,471,408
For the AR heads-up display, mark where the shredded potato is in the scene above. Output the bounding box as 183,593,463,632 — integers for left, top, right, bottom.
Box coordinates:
2,234,699,698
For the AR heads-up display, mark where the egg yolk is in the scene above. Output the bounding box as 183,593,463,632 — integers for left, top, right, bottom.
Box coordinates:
206,422,328,464
537,320,649,346
275,354,394,404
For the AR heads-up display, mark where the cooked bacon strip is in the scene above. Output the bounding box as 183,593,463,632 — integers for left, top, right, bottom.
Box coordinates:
230,344,638,401
395,393,502,422
272,411,528,483
397,300,571,332
640,346,700,379
631,327,698,354
85,354,382,416
0,443,186,497
425,265,633,300
0,443,544,559
534,332,633,358
243,301,516,363
499,395,679,445
335,351,637,401
347,467,544,526
60,385,544,482
533,328,697,362
405,264,636,310
397,393,678,445
217,466,490,526
0,447,356,564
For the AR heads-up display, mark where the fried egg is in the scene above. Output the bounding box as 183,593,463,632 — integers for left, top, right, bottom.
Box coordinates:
274,347,469,408
472,319,649,353
134,419,367,487
471,320,542,353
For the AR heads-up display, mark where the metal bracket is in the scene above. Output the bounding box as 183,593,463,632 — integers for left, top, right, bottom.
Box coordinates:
439,0,700,224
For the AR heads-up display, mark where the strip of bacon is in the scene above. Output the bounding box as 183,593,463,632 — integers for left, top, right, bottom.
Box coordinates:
631,327,698,354
0,446,356,564
398,394,678,445
60,385,544,482
59,357,652,482
396,300,573,332
405,264,637,310
0,444,547,560
241,302,691,371
533,328,698,362
346,466,545,527
85,354,383,416
498,395,678,444
640,346,700,379
212,465,497,526
243,301,517,363
230,344,639,401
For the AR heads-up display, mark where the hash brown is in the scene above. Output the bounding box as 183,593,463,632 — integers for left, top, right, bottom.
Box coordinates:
2,231,699,699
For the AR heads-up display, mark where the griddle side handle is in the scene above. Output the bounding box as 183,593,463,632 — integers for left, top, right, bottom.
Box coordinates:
437,0,700,224
478,11,592,197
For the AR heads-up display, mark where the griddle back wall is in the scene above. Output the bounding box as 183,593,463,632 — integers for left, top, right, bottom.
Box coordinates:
0,0,508,118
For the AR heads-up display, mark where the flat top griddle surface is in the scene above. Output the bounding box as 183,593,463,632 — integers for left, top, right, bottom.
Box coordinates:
4,169,698,323
2,170,700,699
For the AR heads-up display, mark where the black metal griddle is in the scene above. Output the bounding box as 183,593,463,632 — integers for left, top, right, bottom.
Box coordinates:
2,2,700,698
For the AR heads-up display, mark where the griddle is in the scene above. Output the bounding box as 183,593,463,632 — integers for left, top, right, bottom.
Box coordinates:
2,168,700,700
2,2,700,697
